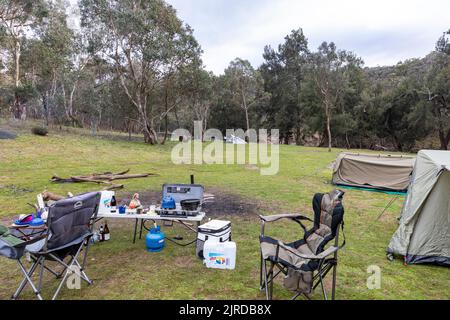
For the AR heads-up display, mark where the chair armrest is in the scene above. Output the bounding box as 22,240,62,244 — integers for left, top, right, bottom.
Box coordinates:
259,214,312,223
314,246,340,259
276,241,339,260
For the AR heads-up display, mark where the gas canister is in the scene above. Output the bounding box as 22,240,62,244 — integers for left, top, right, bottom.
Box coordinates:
146,226,165,252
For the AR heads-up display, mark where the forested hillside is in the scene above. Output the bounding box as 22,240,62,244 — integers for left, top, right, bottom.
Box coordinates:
1,0,449,151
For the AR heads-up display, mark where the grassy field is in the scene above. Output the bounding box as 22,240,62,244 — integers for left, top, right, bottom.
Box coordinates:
0,123,449,300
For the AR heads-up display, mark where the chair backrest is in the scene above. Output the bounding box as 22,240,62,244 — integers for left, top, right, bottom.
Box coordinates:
305,190,345,255
46,192,101,250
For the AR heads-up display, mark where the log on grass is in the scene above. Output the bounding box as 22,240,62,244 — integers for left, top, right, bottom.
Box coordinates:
51,170,157,184
42,191,66,201
103,184,124,191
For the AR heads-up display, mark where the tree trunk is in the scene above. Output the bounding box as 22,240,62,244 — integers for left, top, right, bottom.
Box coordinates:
143,123,158,145
325,104,332,152
438,129,450,150
345,132,351,149
13,39,22,120
245,107,250,132
42,93,49,126
161,85,169,145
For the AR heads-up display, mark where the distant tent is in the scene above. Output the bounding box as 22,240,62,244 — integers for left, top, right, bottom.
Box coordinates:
225,134,247,145
332,153,415,192
388,150,450,266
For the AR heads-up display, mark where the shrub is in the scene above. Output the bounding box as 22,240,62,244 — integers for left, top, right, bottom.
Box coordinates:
31,126,48,136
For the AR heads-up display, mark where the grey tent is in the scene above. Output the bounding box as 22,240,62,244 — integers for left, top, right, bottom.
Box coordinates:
332,153,415,192
388,150,450,266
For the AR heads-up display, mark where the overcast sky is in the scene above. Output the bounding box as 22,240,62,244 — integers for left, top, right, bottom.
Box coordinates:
165,0,450,74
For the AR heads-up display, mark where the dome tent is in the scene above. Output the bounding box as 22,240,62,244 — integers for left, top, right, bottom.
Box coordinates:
332,153,415,192
388,150,450,266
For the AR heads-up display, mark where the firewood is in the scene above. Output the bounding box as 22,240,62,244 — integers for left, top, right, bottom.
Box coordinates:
103,184,124,191
50,170,157,189
42,191,66,201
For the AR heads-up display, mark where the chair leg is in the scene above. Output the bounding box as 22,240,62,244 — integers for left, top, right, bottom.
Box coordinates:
319,272,328,300
31,255,61,278
51,254,85,300
13,259,43,300
268,262,275,300
331,261,337,300
81,238,91,271
49,243,93,300
74,258,92,285
49,249,91,285
262,260,270,300
52,258,74,300
38,257,45,292
259,254,264,290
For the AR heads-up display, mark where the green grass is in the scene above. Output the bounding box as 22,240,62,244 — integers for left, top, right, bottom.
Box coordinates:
0,125,449,300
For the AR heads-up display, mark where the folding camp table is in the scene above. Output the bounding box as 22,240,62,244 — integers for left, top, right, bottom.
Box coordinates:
95,211,206,245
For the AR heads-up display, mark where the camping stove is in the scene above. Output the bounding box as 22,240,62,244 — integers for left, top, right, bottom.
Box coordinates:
156,207,201,217
156,184,204,217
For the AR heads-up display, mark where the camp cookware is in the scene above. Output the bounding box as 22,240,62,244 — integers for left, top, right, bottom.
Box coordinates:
180,199,201,211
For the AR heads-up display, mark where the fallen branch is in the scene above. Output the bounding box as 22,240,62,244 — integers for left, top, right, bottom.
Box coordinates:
103,184,124,191
50,169,157,189
42,191,66,202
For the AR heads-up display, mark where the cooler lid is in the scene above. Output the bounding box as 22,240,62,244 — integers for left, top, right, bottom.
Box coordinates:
162,184,204,204
199,220,231,233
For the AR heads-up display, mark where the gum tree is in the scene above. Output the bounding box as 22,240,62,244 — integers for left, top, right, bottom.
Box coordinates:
309,42,363,152
0,0,47,119
80,0,201,144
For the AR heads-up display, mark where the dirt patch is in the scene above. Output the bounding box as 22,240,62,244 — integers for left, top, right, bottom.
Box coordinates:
116,187,270,218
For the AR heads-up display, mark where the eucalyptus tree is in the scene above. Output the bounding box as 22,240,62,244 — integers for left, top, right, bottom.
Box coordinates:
259,29,309,144
20,0,75,125
0,0,47,119
308,42,363,151
224,58,268,132
423,29,450,150
178,57,215,137
79,0,202,144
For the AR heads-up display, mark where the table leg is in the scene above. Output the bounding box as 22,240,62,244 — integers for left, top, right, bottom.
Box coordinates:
139,220,144,240
133,219,138,244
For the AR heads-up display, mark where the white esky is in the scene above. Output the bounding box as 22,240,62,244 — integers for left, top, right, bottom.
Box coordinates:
69,0,450,75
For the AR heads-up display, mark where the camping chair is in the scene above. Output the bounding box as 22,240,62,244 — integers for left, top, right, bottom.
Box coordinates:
11,191,101,300
259,189,346,300
0,226,48,300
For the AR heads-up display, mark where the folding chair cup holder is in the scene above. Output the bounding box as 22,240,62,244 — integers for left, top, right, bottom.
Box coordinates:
259,189,346,300
0,192,101,300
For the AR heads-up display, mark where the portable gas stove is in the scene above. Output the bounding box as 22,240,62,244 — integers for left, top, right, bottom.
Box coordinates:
156,207,201,217
156,184,204,217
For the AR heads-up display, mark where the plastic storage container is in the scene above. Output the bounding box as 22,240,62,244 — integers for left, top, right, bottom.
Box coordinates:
98,191,115,215
196,220,231,259
203,240,236,270
146,226,165,252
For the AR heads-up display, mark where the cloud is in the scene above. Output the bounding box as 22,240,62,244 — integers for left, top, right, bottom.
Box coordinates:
167,0,450,74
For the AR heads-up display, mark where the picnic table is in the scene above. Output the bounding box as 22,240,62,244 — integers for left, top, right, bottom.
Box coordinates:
95,210,206,245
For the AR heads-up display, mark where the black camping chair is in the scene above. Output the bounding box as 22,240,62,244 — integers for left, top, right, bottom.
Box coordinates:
259,190,346,300
10,192,101,300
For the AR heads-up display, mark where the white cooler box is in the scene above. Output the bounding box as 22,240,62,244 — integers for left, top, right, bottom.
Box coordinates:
196,220,231,259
